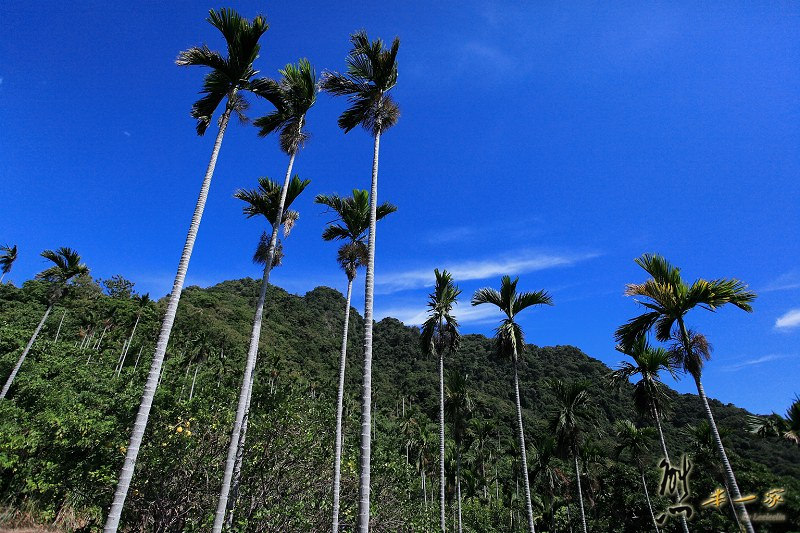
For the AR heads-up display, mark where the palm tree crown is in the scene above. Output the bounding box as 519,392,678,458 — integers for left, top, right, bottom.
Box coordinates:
615,253,755,348
176,8,269,135
0,244,18,276
609,336,676,420
549,378,592,455
315,189,396,281
420,269,462,356
749,396,800,446
252,58,317,154
614,420,656,469
37,247,89,299
471,275,553,359
235,175,308,229
320,30,400,134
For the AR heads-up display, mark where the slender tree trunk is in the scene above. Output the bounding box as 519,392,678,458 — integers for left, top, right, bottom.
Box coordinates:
94,324,109,350
332,278,354,532
574,454,587,533
54,309,66,342
118,314,140,373
512,354,537,533
0,273,5,283
652,407,690,533
225,370,256,530
676,319,754,533
189,365,199,401
357,128,381,533
104,103,233,533
456,448,463,533
0,304,53,399
694,375,755,533
212,148,297,533
641,470,660,533
439,351,447,532
133,346,143,373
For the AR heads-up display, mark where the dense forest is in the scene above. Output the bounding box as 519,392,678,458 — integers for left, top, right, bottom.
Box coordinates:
0,276,797,532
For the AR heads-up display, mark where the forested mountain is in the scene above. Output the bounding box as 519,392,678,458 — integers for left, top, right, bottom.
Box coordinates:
0,276,797,532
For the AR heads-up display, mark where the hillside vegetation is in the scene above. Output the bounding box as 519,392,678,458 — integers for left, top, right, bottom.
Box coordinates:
0,277,797,531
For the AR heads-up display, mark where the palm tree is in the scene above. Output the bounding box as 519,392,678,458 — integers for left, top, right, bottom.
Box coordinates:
321,31,400,531
472,275,553,533
749,396,800,445
530,434,564,531
615,253,756,533
609,337,691,533
214,174,310,531
105,10,268,531
468,418,494,501
614,420,661,533
445,370,473,533
0,244,18,283
1,248,88,399
420,269,461,531
316,189,396,532
549,378,591,533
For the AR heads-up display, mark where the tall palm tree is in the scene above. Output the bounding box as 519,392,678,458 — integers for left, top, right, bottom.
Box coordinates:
0,244,18,283
420,269,461,532
105,10,268,531
468,418,494,500
549,378,591,533
614,420,661,533
609,337,691,533
445,370,473,533
530,434,564,531
749,395,800,445
321,31,400,531
316,189,396,532
1,248,88,399
472,275,553,533
214,174,310,531
615,253,757,533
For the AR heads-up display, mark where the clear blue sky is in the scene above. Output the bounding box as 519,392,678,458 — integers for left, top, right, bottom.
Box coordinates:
1,2,798,415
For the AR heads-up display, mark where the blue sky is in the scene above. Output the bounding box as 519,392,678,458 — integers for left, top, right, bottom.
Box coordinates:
1,2,798,415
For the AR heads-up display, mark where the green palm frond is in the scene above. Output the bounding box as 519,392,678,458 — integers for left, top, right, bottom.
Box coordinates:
470,287,503,310
252,59,317,155
36,247,89,299
549,378,592,457
420,269,461,357
320,30,401,135
337,241,368,281
234,175,310,227
512,289,554,315
669,329,711,380
176,8,268,135
0,244,18,275
316,189,396,243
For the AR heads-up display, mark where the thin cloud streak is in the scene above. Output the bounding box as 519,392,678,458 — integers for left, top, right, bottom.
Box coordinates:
775,308,800,330
377,300,501,327
376,251,599,294
722,353,794,372
762,271,800,292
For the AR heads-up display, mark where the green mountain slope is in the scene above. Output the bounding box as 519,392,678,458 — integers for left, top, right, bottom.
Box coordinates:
0,277,797,532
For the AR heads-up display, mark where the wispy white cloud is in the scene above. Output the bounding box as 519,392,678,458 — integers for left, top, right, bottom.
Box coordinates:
762,271,800,292
377,300,501,326
722,353,794,372
425,225,476,245
775,309,800,330
376,250,599,294
123,130,131,137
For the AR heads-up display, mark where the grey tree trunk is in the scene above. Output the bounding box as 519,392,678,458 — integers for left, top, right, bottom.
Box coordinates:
439,352,446,532
676,319,754,533
133,346,143,373
189,365,199,401
212,149,297,532
94,325,109,350
54,309,66,342
0,304,53,399
574,454,587,533
641,470,660,533
117,315,141,376
652,402,691,533
332,278,354,532
694,376,755,533
357,129,381,533
103,103,233,533
225,370,256,530
512,354,537,533
456,449,463,533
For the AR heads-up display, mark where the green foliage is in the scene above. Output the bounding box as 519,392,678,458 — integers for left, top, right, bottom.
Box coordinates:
0,278,798,531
